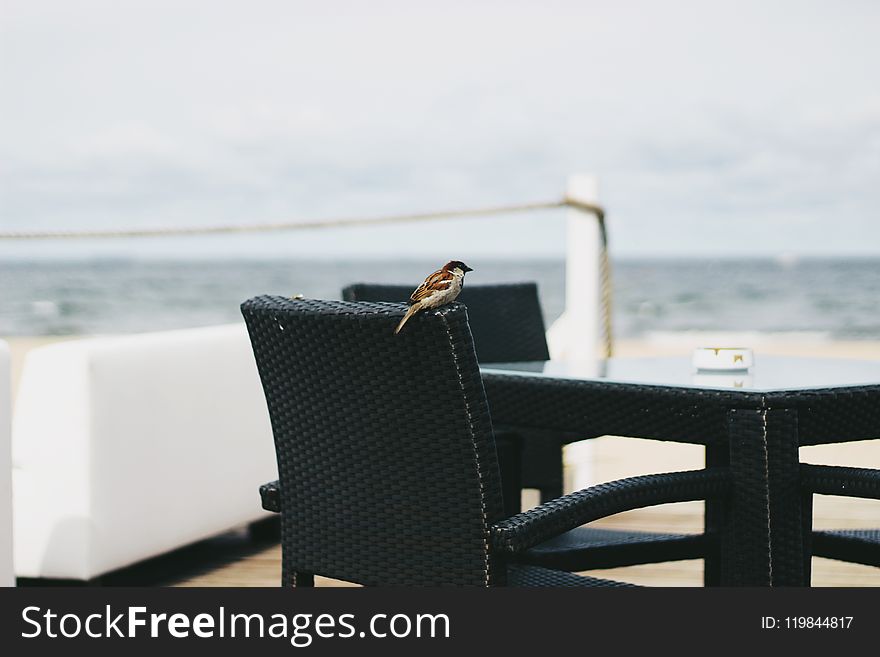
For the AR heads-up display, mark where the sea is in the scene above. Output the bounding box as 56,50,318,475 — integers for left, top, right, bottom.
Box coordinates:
1,257,879,339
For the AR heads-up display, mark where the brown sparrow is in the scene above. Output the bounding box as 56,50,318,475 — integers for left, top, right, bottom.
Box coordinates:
394,260,474,334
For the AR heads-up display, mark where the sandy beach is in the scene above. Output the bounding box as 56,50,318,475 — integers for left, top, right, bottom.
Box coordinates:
7,333,880,586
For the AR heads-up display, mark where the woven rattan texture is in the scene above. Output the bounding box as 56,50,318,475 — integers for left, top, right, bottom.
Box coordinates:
802,465,880,571
257,479,656,582
345,282,564,502
242,297,506,586
816,529,880,540
506,564,637,587
484,378,880,447
763,410,806,586
812,530,880,567
724,409,805,586
482,375,742,445
724,410,774,586
765,388,880,446
492,469,731,554
801,464,880,498
342,283,551,364
519,527,706,570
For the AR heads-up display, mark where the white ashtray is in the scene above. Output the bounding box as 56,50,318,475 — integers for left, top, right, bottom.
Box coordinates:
692,347,754,371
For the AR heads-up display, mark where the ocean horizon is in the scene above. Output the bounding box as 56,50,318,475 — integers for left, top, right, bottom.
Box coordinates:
1,256,878,339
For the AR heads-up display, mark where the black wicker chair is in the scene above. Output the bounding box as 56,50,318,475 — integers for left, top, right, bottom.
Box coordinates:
242,296,730,586
802,465,880,576
342,282,708,573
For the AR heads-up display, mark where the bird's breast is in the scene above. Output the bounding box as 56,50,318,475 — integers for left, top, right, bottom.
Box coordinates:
421,275,463,308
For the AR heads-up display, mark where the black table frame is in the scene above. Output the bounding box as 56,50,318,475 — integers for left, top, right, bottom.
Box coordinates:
480,370,880,586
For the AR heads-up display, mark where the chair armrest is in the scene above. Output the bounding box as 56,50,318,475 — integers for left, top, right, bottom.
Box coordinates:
490,468,731,555
801,464,880,500
260,480,281,512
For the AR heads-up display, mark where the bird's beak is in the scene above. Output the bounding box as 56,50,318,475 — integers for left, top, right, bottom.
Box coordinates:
463,265,473,272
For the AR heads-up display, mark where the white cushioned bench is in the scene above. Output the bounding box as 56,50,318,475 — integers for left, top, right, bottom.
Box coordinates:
12,324,277,581
0,340,13,586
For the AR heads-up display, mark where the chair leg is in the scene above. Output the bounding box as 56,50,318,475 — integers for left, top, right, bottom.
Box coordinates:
539,482,564,504
291,572,315,587
281,530,315,587
520,430,564,503
801,492,814,586
704,444,729,586
283,567,315,587
495,432,524,517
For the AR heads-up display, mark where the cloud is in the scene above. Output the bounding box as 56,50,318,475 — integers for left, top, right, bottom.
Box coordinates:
1,0,879,258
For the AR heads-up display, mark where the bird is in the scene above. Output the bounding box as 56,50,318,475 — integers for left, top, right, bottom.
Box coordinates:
394,260,473,334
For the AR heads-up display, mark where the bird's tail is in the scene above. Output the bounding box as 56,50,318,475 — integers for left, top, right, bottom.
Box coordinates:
394,305,419,334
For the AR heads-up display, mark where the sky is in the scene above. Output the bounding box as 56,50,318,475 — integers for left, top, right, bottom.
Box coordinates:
1,0,879,259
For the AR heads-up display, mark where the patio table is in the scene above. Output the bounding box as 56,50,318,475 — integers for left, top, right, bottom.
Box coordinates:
480,355,880,586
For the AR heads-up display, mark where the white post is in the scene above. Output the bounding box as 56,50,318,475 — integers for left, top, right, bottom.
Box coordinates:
0,341,13,586
547,174,602,362
547,174,603,490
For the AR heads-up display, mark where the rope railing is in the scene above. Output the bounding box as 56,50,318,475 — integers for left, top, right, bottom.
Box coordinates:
0,198,603,240
0,197,613,357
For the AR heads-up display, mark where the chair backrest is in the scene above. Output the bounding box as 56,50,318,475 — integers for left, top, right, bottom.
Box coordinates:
342,282,551,363
241,297,507,586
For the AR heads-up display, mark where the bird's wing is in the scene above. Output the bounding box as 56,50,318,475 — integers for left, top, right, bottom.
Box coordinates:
409,269,454,304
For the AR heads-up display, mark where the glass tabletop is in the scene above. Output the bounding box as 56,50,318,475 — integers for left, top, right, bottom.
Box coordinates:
480,355,880,392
